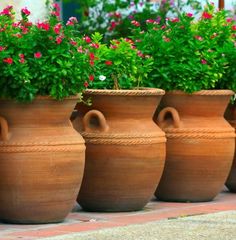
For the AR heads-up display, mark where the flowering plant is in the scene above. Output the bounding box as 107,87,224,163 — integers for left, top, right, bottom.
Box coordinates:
131,3,236,93
84,33,153,90
0,4,94,101
64,0,202,42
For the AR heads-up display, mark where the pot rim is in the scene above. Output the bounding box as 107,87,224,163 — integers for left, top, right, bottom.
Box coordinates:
83,88,165,96
166,90,235,96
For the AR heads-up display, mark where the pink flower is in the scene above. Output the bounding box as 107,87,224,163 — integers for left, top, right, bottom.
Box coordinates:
0,46,5,51
12,22,20,28
201,59,207,64
195,35,203,41
19,58,25,64
202,12,212,19
84,36,91,43
3,58,13,64
54,23,62,34
146,19,155,24
56,36,63,44
110,45,118,49
70,40,77,46
21,7,31,16
89,61,94,66
131,20,140,27
89,53,95,60
52,3,60,11
77,46,83,53
171,18,179,23
37,22,50,31
34,52,42,59
90,43,100,48
89,75,94,81
66,17,78,26
226,18,232,23
19,54,24,58
51,11,60,17
105,61,113,65
1,8,11,16
186,13,193,17
84,81,89,88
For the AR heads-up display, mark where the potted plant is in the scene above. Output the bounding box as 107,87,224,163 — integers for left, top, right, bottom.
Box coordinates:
72,34,166,212
131,3,235,202
0,4,93,223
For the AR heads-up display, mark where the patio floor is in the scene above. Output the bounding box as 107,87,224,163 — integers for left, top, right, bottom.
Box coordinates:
0,188,236,240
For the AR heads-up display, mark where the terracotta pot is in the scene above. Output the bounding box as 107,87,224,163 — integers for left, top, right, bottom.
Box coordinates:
0,97,85,223
155,90,235,202
73,89,166,212
225,104,236,192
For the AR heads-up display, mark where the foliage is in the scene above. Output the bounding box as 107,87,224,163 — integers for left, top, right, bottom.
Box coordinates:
63,0,203,42
84,33,154,89
130,3,236,93
0,4,93,101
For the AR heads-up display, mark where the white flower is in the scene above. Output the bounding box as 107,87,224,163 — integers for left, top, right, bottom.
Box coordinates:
99,75,106,81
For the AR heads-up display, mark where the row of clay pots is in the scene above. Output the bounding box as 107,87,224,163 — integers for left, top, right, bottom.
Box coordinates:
0,89,235,223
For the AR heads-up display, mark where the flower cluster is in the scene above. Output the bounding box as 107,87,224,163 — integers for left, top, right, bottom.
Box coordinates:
0,4,94,101
83,33,153,90
131,3,236,92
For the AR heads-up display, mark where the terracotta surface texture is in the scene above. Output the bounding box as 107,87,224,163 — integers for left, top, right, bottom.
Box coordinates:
73,89,166,212
225,104,236,192
0,97,85,223
0,189,235,239
156,90,235,202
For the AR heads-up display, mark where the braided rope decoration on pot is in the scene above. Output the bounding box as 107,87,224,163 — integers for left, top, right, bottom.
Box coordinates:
83,88,165,96
166,90,234,96
162,128,235,139
0,144,85,153
81,132,166,145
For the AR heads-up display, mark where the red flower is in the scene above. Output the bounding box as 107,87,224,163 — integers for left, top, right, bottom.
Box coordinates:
84,36,91,43
21,7,31,16
51,11,60,17
1,8,11,16
90,43,100,49
37,22,50,31
171,18,179,23
195,35,203,41
56,36,63,44
90,61,94,66
232,25,236,31
84,81,89,88
70,40,77,46
131,20,140,27
105,61,113,65
0,46,5,51
202,12,212,19
19,58,25,64
89,75,94,81
89,53,95,60
54,23,62,34
19,54,24,58
34,52,42,58
186,13,193,17
3,58,13,64
201,59,207,64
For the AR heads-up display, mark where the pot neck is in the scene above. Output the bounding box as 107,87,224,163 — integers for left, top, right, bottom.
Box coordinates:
0,98,78,126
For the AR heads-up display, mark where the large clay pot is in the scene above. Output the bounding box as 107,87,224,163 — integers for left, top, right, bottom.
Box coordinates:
225,104,236,192
73,89,166,212
0,97,85,223
155,90,235,202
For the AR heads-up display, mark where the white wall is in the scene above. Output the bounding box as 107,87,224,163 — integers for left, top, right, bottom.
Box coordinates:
0,0,52,22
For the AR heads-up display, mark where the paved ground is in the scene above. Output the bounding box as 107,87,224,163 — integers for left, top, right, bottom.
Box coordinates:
0,189,235,239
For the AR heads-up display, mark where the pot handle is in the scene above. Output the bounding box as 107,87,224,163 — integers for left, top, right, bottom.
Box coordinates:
83,110,109,133
157,107,181,128
0,116,9,141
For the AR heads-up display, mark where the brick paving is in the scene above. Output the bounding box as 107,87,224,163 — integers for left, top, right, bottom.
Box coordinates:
0,189,235,239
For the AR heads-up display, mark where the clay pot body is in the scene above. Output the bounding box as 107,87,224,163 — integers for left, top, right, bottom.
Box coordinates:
0,97,85,223
225,104,236,192
156,90,235,202
73,89,166,212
